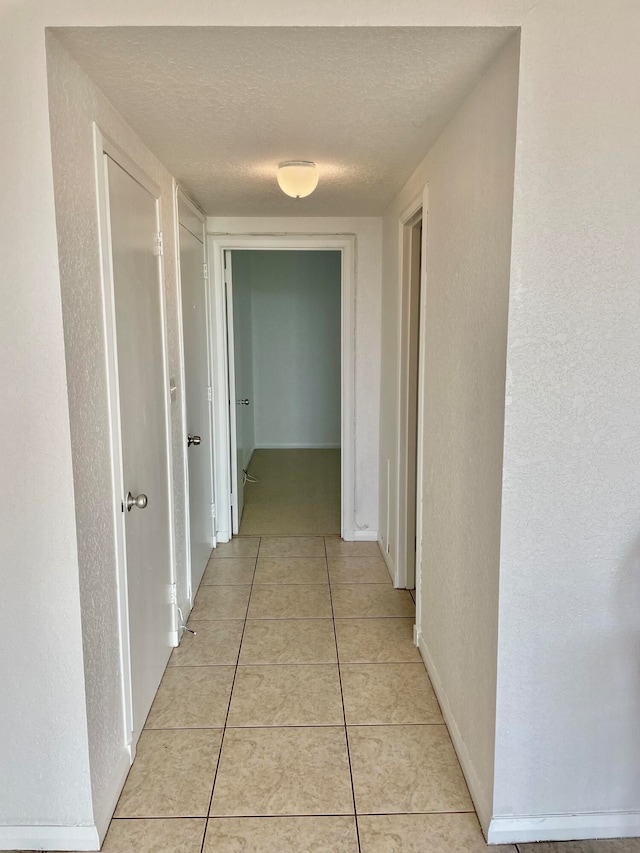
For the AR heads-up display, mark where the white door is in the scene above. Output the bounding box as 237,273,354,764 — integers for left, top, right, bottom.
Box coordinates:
225,252,244,532
107,155,174,744
179,204,214,592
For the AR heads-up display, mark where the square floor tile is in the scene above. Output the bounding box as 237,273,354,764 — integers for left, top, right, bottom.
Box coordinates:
201,558,256,585
518,843,640,852
348,724,473,813
145,666,235,729
191,585,251,620
115,729,222,817
228,665,343,727
248,584,332,619
331,585,415,618
239,619,337,664
92,818,206,853
259,536,326,557
211,727,353,816
168,621,244,667
340,663,443,725
204,816,358,852
358,813,517,852
325,539,382,557
335,619,421,663
210,538,260,559
328,557,392,584
254,556,328,585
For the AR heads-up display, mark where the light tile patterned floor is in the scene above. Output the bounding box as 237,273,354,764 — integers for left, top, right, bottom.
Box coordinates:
22,537,640,852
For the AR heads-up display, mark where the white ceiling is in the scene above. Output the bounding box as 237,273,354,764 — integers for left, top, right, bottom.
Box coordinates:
53,26,515,216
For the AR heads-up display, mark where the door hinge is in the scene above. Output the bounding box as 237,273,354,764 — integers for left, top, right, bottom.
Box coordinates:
207,386,212,402
169,581,177,605
203,262,208,280
230,492,235,507
211,503,216,519
154,231,164,256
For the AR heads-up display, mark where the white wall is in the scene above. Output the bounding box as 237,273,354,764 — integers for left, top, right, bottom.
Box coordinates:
233,251,342,449
492,0,640,838
231,255,256,467
39,32,188,843
211,218,382,536
380,35,519,827
3,0,640,847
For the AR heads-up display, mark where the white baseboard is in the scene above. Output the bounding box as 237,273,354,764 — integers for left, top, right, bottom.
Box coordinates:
254,443,341,449
379,540,397,585
0,824,100,851
94,748,132,843
416,629,492,834
488,812,640,844
354,529,379,541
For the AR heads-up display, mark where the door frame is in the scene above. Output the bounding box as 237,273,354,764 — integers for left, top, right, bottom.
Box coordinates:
174,184,215,605
93,123,177,752
396,191,429,595
208,233,356,542
396,195,423,588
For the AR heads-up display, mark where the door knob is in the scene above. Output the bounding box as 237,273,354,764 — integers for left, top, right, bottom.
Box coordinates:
236,399,250,406
126,492,148,511
187,434,201,447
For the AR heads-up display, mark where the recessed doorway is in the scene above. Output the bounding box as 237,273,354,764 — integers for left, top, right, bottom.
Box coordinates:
208,234,356,542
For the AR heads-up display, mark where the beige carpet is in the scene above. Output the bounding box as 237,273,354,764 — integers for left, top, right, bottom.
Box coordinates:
239,449,341,535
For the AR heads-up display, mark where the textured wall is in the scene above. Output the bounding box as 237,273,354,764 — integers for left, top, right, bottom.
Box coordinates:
380,36,519,825
45,32,189,828
210,218,382,537
493,0,640,820
232,251,342,449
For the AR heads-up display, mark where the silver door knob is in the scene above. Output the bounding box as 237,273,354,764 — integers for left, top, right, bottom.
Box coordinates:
187,434,201,447
126,492,148,511
236,399,250,405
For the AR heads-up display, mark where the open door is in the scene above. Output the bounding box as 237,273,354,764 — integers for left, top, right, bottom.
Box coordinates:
224,251,245,533
178,192,215,594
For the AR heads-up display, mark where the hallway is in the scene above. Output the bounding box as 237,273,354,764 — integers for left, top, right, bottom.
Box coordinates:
14,536,640,851
100,535,499,852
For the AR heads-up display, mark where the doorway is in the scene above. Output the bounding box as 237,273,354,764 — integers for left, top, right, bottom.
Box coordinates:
228,249,341,535
96,131,175,748
398,203,424,590
209,234,356,542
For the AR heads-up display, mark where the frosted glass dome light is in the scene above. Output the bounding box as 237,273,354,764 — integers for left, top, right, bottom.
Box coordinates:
276,161,319,198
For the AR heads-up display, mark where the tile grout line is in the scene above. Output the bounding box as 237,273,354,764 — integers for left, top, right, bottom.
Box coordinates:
325,535,362,853
199,537,261,853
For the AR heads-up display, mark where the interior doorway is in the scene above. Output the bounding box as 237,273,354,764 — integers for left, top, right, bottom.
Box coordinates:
228,249,342,535
398,203,424,590
96,132,176,749
209,234,356,542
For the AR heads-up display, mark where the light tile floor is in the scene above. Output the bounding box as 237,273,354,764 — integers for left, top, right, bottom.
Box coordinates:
19,536,640,852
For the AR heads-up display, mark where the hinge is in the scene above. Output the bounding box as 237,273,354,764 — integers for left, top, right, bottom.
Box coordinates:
230,492,235,507
224,268,231,285
169,581,177,605
154,231,164,256
203,262,208,280
207,386,212,402
211,503,216,519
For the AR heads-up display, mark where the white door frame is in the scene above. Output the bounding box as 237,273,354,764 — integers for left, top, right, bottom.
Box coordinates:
93,123,178,754
396,194,424,588
174,183,215,605
208,233,356,542
414,186,429,638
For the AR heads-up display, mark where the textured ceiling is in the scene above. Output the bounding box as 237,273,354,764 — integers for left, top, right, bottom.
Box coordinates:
53,26,516,216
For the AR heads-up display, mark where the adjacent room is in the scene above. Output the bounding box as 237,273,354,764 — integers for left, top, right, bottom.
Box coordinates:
228,250,342,535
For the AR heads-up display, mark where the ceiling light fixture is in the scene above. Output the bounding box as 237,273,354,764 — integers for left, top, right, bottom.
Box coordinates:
276,161,319,198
